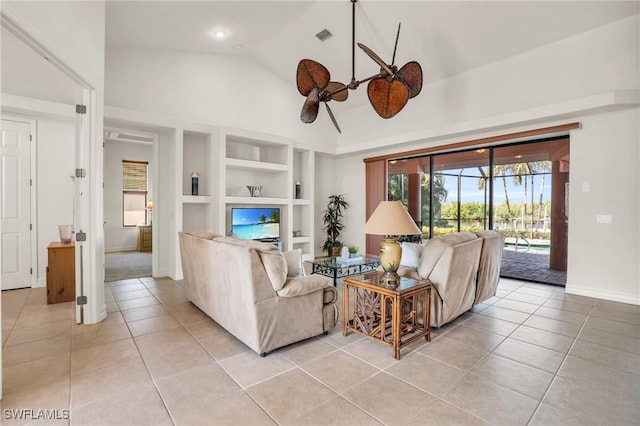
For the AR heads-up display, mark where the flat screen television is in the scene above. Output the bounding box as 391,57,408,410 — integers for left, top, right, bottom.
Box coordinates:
231,207,280,240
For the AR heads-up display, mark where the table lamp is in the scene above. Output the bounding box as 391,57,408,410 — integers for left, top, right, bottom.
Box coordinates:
146,200,153,225
364,201,421,287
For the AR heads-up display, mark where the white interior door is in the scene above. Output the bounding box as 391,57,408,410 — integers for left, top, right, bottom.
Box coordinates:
1,118,33,290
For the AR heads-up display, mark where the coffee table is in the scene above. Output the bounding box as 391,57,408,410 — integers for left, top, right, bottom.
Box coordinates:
306,256,381,286
343,272,431,359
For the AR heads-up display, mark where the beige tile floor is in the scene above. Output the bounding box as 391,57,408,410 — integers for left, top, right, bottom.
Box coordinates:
1,276,639,425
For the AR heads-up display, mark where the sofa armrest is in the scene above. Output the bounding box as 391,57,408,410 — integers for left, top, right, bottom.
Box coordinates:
397,265,422,280
276,275,332,298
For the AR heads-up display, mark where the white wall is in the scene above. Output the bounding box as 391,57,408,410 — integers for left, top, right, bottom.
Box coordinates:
328,16,640,305
314,154,339,256
3,1,107,323
96,9,638,305
36,117,76,286
104,140,153,252
336,14,640,148
567,108,639,304
105,46,336,147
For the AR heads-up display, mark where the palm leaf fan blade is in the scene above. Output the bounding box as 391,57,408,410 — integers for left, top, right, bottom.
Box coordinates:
296,59,330,96
324,103,342,133
367,78,409,119
300,87,320,123
326,81,348,102
395,61,423,99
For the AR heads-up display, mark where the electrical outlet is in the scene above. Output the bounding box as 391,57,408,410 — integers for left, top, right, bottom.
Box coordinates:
596,215,612,224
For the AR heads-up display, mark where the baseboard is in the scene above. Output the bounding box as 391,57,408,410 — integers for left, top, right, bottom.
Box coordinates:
170,269,184,281
566,284,640,306
105,247,138,253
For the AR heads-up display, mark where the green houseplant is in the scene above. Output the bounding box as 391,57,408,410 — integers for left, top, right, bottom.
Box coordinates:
348,245,359,258
322,194,349,256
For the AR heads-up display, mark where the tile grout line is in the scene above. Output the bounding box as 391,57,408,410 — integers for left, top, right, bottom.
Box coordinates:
524,301,595,425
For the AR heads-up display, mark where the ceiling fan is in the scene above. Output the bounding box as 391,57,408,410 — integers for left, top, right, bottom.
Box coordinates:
296,0,423,133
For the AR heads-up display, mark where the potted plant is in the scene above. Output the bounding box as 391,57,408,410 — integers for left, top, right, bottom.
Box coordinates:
321,194,349,256
348,245,359,258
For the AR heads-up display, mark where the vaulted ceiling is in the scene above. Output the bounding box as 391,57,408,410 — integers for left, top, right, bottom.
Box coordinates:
2,1,638,106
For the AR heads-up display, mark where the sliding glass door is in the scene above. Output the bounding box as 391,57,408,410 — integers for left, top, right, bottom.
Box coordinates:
385,137,569,285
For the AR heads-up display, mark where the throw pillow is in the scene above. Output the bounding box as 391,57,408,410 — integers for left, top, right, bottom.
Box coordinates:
259,250,288,291
400,242,423,269
284,249,305,277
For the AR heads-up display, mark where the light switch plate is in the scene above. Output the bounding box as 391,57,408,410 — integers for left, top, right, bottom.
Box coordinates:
596,215,612,224
582,182,590,192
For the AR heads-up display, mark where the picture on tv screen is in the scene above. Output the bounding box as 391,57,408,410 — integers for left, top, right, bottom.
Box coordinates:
231,207,280,240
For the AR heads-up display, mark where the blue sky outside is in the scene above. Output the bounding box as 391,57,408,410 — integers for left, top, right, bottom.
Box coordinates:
439,169,552,204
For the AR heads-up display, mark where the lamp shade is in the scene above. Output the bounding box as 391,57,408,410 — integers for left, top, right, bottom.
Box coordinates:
364,201,420,236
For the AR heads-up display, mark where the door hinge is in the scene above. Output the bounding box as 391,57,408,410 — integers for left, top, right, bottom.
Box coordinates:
75,104,87,114
30,178,33,186
29,223,32,230
75,168,86,178
30,134,32,141
75,231,87,242
30,268,32,275
77,295,87,305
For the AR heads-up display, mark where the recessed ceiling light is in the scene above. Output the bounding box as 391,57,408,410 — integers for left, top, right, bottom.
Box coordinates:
212,30,227,39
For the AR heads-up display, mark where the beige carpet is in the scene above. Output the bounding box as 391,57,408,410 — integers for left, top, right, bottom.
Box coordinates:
104,251,152,282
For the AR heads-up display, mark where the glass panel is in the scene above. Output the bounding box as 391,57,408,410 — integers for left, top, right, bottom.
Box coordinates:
123,192,147,227
387,157,430,239
493,143,555,251
432,150,490,237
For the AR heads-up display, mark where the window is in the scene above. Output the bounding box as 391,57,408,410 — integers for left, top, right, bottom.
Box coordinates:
122,160,148,227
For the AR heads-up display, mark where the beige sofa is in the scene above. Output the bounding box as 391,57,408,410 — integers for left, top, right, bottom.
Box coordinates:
179,231,338,356
397,231,504,327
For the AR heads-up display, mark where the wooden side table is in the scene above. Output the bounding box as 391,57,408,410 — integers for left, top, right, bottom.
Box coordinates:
138,225,152,252
343,272,431,359
46,242,75,304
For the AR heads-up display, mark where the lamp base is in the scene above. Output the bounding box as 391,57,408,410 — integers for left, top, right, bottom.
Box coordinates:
379,271,400,288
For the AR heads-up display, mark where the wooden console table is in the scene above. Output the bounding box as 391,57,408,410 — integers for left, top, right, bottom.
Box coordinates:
46,242,75,304
343,272,431,359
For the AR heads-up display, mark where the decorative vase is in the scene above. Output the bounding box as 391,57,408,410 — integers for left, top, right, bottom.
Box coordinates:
295,181,302,199
191,172,199,196
58,225,73,244
247,185,263,197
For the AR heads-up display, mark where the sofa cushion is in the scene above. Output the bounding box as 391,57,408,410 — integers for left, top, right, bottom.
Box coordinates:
400,242,423,269
185,230,222,240
284,249,305,277
276,275,330,297
441,231,478,245
258,250,288,291
418,232,478,278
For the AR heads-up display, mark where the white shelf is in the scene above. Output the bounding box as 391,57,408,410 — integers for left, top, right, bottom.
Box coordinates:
182,195,212,204
226,158,288,172
292,199,311,205
225,196,289,205
292,236,311,243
